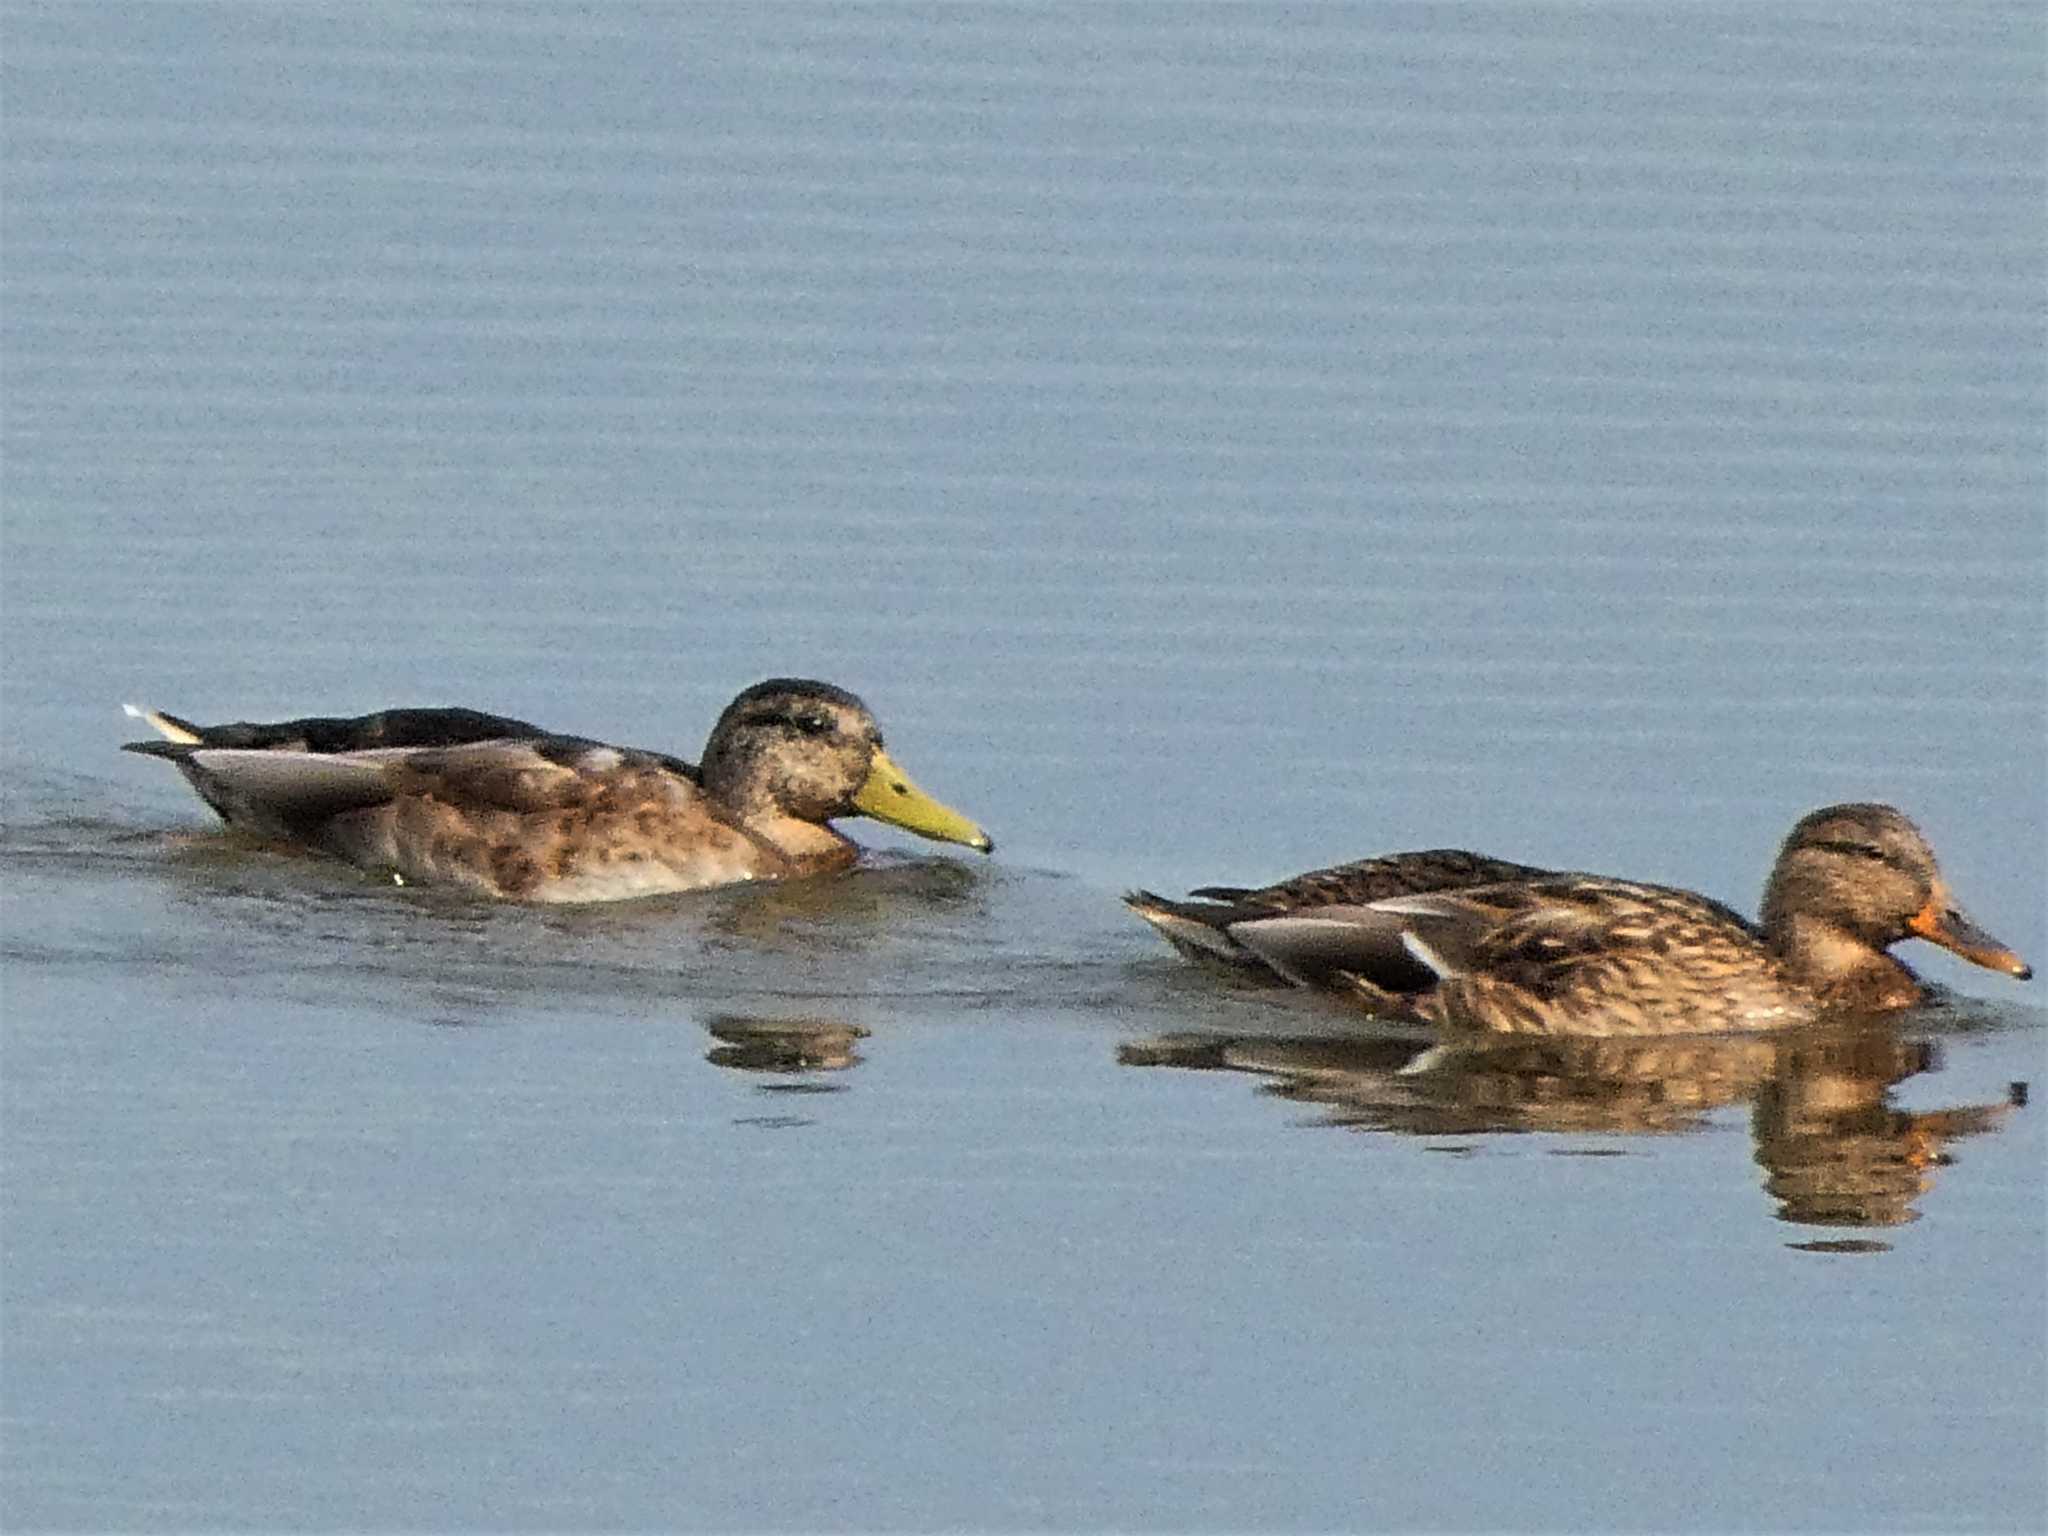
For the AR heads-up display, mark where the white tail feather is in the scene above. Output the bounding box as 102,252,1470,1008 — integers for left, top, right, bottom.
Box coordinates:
123,703,202,744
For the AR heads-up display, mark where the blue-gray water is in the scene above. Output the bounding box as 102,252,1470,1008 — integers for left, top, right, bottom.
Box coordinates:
3,4,2044,1530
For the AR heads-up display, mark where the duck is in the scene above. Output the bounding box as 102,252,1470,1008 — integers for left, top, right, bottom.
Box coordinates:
122,678,993,902
1127,804,2029,1035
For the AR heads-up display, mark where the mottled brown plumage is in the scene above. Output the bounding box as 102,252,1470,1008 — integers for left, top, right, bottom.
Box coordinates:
122,680,992,902
1133,805,2030,1035
1329,876,1830,1035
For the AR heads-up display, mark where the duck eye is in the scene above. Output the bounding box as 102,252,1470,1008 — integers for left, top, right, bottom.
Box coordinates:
791,713,834,737
1814,837,1888,863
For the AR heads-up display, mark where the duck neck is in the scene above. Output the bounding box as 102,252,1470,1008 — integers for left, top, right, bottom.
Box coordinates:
1767,911,1921,1009
737,810,859,874
699,751,859,874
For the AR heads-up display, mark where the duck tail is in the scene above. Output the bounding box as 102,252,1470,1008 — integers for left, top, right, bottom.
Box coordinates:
1124,889,1263,969
122,703,206,745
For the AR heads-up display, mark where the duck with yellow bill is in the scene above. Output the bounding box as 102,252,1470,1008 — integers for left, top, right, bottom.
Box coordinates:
123,678,992,902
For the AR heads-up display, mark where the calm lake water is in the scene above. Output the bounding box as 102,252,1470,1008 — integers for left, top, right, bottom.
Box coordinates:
4,4,2044,1531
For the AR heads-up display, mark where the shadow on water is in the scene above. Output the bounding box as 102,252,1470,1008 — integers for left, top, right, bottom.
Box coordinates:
1118,1009,2031,1246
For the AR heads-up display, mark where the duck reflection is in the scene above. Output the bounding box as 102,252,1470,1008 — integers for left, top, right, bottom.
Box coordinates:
1755,1029,2023,1229
703,1013,869,1076
1119,1017,2026,1231
698,854,987,947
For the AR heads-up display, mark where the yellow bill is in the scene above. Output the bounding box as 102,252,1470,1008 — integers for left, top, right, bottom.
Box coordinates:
851,748,994,853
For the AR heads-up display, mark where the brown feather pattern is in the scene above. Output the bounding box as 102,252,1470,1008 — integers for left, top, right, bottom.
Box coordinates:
123,681,989,902
1130,805,2029,1036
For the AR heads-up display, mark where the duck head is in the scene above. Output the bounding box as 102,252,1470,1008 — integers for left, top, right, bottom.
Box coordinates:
699,679,993,852
1760,803,2030,991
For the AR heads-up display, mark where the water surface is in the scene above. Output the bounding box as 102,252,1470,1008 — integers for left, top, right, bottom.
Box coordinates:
4,4,2044,1530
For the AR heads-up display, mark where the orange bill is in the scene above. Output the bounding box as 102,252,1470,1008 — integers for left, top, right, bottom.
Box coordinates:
1908,892,2033,979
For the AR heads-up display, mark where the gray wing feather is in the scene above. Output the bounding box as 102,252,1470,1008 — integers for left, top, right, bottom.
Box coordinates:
172,747,399,832
1228,905,1431,987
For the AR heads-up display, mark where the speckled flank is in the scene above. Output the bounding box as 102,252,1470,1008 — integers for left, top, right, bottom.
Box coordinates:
321,745,851,901
1395,879,1826,1036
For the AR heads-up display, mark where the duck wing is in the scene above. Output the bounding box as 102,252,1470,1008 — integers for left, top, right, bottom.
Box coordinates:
125,735,694,839
1131,848,1555,974
1202,848,1555,909
1222,902,1444,991
379,738,680,812
122,741,407,837
1228,878,1735,998
124,703,551,753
